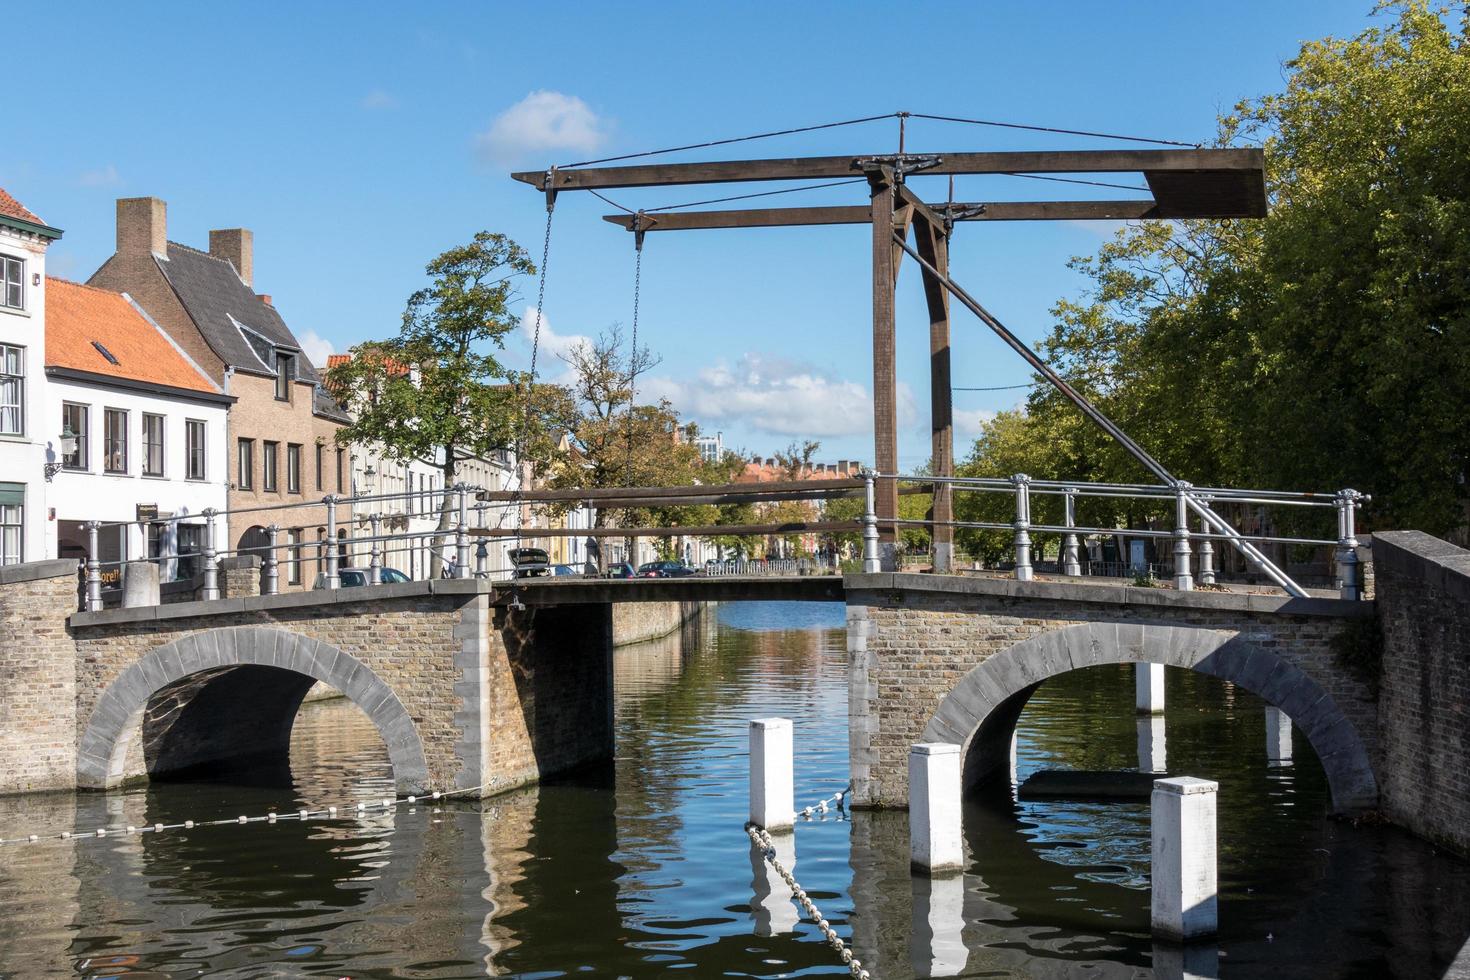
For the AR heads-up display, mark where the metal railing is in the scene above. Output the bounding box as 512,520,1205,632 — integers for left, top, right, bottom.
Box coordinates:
858,472,1368,600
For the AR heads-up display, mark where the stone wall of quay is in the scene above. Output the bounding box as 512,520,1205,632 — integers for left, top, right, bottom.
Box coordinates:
1373,531,1470,855
0,560,82,793
846,575,1374,810
612,600,707,646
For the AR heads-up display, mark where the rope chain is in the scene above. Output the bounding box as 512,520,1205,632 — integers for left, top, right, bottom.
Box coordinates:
513,203,554,569
746,823,871,980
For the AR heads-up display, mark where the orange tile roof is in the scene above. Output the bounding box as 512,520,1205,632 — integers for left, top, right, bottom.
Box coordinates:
0,186,43,225
45,278,218,393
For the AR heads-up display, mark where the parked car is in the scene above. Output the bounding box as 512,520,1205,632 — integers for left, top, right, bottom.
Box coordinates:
637,560,699,578
313,567,411,589
509,547,551,578
551,564,579,576
603,562,636,579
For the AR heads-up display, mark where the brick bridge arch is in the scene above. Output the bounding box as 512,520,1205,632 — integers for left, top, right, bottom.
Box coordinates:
919,622,1378,813
77,627,430,794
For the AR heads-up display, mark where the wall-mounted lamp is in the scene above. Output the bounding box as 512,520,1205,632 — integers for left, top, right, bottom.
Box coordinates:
43,423,79,480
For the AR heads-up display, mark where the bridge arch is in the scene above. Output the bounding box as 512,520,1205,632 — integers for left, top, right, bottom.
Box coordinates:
920,621,1377,813
77,626,430,794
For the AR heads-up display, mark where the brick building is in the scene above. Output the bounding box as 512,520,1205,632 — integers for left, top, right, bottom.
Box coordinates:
88,197,351,588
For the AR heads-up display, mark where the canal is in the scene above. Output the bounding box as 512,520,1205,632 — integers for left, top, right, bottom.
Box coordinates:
0,601,1466,978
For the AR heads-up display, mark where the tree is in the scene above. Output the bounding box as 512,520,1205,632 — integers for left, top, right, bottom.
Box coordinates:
325,231,542,576
963,3,1470,540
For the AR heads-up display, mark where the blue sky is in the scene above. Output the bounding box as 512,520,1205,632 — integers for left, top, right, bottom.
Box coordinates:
5,2,1378,469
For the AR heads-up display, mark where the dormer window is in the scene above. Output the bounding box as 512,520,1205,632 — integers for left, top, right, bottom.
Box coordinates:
275,350,295,401
1,255,23,310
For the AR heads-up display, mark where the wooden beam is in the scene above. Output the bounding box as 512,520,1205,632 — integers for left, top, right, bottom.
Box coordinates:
914,216,954,573
870,173,899,564
475,477,865,502
516,147,1263,191
601,200,1162,231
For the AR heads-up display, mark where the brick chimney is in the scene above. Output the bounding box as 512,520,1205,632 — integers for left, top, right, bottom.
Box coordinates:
209,228,253,287
117,197,167,256
256,293,273,306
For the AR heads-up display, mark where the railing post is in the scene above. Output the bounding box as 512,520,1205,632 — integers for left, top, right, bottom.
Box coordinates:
263,524,280,596
1011,473,1033,582
455,483,472,579
368,514,382,585
1061,486,1082,577
201,508,220,601
84,520,103,612
1172,483,1194,592
1196,510,1216,587
323,495,340,589
1336,488,1362,600
476,539,489,578
861,471,881,573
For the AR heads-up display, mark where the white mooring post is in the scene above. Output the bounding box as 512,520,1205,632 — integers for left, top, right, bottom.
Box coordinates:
1136,663,1166,714
909,742,963,875
1265,706,1293,765
749,718,794,831
1151,776,1219,941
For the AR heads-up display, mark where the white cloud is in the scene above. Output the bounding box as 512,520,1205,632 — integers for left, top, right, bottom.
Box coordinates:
955,407,998,439
296,329,335,370
641,353,916,439
477,91,609,165
78,164,121,187
519,307,592,380
360,89,400,110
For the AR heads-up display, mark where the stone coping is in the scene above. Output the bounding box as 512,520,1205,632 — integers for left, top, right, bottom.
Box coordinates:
1372,530,1470,602
844,571,1373,619
0,558,80,585
71,577,488,628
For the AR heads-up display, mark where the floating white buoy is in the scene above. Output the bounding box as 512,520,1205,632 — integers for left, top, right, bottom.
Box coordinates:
327,807,337,816
381,798,392,809
95,828,105,837
237,815,248,824
127,825,136,834
299,809,309,820
407,796,416,804
432,791,441,800
61,832,71,839
184,820,194,829
28,834,38,842
267,813,277,823
154,823,163,833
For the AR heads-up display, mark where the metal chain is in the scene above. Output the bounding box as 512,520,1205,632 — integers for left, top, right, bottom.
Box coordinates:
746,823,871,979
512,202,555,576
623,240,642,489
797,784,850,821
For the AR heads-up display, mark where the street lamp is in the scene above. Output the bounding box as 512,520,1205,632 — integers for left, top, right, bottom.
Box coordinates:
43,423,79,481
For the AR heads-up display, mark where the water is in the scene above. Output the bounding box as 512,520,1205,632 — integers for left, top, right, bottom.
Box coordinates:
0,601,1467,978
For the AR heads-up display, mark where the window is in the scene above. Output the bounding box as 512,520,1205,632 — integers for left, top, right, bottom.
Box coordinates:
142,413,165,477
275,351,295,401
237,438,254,490
186,420,206,480
315,443,324,491
263,440,279,492
176,523,202,580
0,483,21,565
103,408,128,473
335,448,345,493
1,255,23,310
62,403,89,470
287,443,302,493
287,528,303,585
0,344,23,435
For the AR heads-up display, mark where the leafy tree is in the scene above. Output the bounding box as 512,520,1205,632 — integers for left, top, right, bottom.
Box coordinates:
325,231,545,576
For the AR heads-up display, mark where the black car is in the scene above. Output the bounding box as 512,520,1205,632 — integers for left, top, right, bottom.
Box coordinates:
509,547,551,578
603,562,636,579
636,560,699,578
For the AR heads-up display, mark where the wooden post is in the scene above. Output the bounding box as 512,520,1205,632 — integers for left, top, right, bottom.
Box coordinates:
869,170,899,571
914,217,953,573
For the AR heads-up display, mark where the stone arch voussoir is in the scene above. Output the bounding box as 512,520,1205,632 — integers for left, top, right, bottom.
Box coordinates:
77,626,430,794
920,621,1377,813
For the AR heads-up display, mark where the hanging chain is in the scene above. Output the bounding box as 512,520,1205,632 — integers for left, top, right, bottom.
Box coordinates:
623,227,643,490
511,193,555,589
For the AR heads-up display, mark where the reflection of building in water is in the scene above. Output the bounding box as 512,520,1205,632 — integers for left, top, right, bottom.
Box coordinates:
0,793,81,977
478,786,538,973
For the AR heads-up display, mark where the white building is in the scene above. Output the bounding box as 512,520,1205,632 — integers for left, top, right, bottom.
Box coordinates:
695,430,724,463
43,277,231,582
0,187,63,565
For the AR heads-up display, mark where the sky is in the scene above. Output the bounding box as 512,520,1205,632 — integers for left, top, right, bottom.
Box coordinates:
5,2,1381,469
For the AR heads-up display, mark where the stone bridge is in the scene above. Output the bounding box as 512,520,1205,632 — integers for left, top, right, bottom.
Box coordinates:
0,530,1465,852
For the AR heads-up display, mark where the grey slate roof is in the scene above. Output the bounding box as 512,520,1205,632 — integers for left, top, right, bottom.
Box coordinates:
154,242,319,383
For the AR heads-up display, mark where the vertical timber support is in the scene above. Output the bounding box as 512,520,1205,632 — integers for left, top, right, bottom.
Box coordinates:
868,168,900,571
749,718,794,831
1151,777,1219,941
914,217,954,574
909,742,963,875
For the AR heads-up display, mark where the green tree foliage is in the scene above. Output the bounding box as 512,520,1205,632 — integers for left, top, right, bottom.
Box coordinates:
963,3,1470,537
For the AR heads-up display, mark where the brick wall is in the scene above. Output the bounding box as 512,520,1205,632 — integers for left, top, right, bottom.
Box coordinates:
0,560,82,793
846,574,1374,809
1373,531,1470,854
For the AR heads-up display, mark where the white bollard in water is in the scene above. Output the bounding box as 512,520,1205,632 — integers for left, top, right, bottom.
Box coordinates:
1137,663,1166,714
909,742,964,875
1265,706,1293,766
1151,776,1219,941
749,718,794,831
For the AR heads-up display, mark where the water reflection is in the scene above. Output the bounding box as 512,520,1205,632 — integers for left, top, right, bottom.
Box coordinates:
1137,714,1168,773
0,604,1468,978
